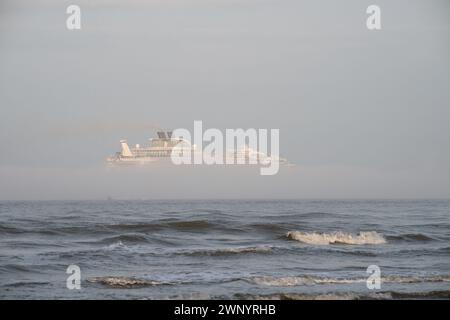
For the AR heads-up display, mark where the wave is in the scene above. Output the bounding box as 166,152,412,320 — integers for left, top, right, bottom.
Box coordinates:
246,276,364,286
0,264,33,274
87,276,165,288
2,281,50,288
167,220,213,231
245,275,450,287
286,231,386,245
245,222,295,234
387,233,435,242
321,248,378,257
1,219,225,238
234,290,450,300
0,263,56,275
183,246,273,257
105,240,127,250
100,234,149,245
390,290,450,299
108,223,163,232
0,225,74,236
235,292,393,300
297,212,342,218
383,275,450,284
0,225,24,235
108,219,217,233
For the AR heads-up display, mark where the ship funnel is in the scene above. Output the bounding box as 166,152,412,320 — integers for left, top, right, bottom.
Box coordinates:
120,140,133,157
157,131,167,139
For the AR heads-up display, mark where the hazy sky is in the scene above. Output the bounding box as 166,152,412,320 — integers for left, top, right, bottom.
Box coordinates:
0,0,449,199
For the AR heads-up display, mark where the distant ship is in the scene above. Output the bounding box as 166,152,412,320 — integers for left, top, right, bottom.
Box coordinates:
106,130,291,166
106,131,192,164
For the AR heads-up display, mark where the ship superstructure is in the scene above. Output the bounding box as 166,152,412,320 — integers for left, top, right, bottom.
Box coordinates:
106,130,291,166
106,131,193,164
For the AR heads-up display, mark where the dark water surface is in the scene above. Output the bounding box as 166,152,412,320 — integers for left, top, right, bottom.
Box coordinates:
1,200,449,299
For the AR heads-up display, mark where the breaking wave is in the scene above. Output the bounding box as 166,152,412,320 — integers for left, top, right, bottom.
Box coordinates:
100,234,149,244
246,276,362,286
245,275,450,287
87,276,165,288
104,241,128,250
286,231,386,245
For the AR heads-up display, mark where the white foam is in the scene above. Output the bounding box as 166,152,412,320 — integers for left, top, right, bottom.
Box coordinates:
286,231,386,245
88,276,162,287
248,275,450,287
248,276,365,286
105,240,126,250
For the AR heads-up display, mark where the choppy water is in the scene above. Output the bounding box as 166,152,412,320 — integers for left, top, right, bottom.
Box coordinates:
1,200,449,299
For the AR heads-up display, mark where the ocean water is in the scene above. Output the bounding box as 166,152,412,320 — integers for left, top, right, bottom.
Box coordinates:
0,200,449,300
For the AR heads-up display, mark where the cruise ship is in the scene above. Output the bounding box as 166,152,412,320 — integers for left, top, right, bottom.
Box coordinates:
106,131,193,164
106,131,290,166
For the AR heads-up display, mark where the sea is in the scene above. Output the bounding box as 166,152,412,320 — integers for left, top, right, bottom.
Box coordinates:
1,199,449,299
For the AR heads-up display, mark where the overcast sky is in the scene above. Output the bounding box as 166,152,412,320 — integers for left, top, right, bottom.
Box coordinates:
0,0,449,200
